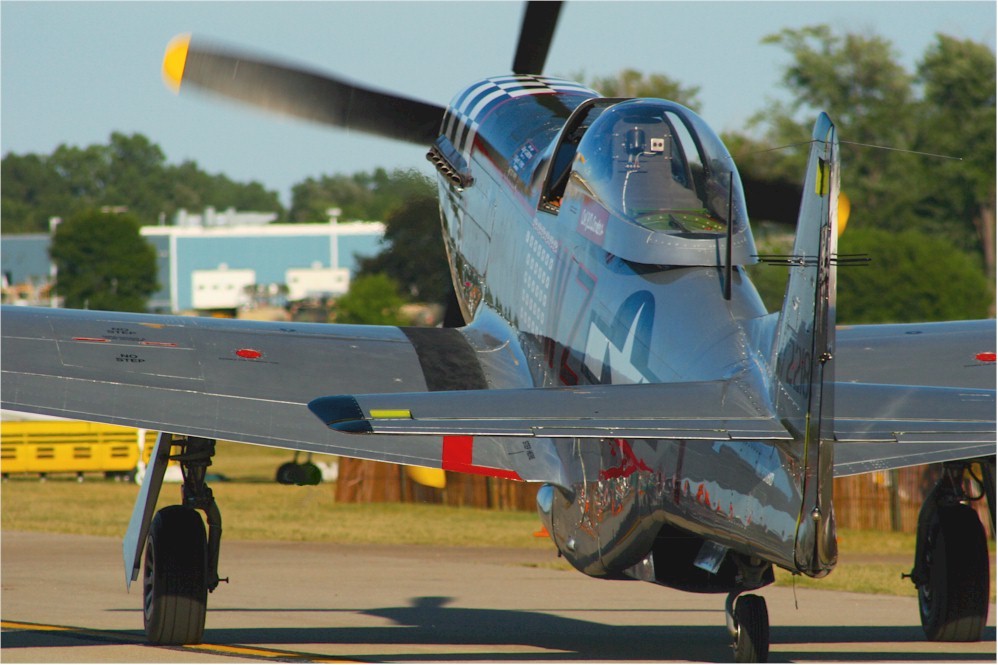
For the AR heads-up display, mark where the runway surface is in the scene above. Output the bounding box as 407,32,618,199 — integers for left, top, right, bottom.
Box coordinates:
2,530,995,662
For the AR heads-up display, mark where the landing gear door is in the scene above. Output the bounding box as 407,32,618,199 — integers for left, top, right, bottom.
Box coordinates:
122,431,172,589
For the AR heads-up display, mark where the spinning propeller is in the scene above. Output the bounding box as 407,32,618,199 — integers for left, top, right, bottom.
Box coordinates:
162,2,562,145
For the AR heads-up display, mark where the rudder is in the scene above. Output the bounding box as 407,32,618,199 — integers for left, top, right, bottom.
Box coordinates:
770,113,841,574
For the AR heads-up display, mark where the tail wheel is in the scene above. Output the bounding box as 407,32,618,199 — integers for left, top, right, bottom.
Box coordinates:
918,503,989,641
143,505,208,645
732,594,769,663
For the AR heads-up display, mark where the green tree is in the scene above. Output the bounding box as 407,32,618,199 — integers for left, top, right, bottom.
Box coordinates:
333,273,406,325
586,69,702,111
744,232,794,312
0,153,71,233
2,133,284,232
49,210,159,312
836,228,992,323
356,191,452,304
915,35,996,277
288,168,433,222
289,173,372,222
165,159,281,216
739,26,918,218
746,226,993,322
734,24,994,316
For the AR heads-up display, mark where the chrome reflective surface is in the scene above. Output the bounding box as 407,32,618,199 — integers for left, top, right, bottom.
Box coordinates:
438,78,811,588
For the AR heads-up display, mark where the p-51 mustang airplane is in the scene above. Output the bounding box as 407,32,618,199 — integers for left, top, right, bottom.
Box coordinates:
1,3,994,661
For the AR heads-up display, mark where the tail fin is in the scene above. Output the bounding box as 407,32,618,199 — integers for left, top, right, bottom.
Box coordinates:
771,113,840,574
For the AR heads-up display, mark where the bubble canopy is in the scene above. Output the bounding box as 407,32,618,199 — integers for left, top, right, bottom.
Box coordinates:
567,99,757,266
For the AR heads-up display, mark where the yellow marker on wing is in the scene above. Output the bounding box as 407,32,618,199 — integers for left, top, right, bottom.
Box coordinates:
369,409,412,419
162,34,191,92
365,408,444,487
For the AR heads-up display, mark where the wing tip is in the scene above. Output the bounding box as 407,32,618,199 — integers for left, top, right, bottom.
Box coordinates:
308,395,373,434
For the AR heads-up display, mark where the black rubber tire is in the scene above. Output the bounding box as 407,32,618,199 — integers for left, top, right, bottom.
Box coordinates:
732,594,769,663
276,462,301,485
299,462,323,486
918,503,989,641
143,505,208,645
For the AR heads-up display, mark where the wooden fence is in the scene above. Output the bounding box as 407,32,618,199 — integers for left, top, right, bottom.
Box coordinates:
335,458,535,510
337,459,993,537
833,463,993,537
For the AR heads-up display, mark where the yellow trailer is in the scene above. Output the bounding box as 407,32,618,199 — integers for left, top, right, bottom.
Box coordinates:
0,420,158,480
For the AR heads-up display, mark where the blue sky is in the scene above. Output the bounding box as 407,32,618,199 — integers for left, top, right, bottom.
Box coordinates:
2,1,994,206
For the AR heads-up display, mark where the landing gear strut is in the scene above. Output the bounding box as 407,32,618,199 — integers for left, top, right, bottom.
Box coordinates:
907,458,992,642
143,436,224,645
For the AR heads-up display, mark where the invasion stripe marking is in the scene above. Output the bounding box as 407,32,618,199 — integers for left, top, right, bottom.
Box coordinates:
468,89,508,120
441,435,523,481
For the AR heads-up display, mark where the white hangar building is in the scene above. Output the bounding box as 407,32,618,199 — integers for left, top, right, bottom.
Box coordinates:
141,221,386,313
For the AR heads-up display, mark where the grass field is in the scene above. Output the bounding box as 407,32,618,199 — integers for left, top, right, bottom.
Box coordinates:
2,440,994,599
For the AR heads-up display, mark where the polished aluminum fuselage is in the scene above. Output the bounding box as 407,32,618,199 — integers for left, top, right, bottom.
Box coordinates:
434,78,828,585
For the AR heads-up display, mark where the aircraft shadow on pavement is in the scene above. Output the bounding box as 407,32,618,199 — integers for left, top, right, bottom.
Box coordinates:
4,596,996,662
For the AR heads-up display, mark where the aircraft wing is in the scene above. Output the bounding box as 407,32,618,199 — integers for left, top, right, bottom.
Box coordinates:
310,378,993,479
311,380,991,443
833,319,996,475
6,307,993,481
309,380,794,440
0,306,507,472
836,319,995,389
832,382,995,476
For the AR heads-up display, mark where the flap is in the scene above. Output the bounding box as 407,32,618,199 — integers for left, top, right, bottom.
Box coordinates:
832,382,995,476
309,380,793,441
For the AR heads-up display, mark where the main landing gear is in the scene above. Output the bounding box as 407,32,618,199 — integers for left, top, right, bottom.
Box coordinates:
276,451,323,485
726,592,770,662
144,437,225,645
907,457,993,642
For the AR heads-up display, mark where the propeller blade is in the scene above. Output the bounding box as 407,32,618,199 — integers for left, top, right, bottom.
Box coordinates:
163,34,446,146
512,1,563,75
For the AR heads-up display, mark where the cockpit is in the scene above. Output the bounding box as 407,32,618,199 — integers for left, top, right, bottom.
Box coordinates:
540,98,757,267
571,99,746,238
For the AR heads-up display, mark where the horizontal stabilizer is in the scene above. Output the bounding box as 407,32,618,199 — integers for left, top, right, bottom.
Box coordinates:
309,380,793,441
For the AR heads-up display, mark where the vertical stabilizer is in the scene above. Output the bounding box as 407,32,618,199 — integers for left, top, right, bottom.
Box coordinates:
771,113,840,574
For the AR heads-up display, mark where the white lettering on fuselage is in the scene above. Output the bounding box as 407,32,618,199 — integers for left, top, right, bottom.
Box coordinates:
578,208,606,238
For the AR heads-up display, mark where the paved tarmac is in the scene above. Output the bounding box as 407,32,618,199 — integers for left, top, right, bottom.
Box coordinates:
2,530,995,663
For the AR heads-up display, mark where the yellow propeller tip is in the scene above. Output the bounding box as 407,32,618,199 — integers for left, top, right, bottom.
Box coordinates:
162,34,191,92
837,192,851,237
